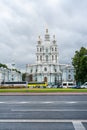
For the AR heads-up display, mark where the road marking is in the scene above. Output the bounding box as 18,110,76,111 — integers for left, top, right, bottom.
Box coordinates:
0,101,87,104
11,109,87,112
0,102,4,103
73,121,86,130
0,119,87,123
0,101,52,104
66,101,77,104
43,102,52,104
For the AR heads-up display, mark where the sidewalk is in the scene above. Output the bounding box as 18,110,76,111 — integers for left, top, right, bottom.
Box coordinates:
0,92,87,96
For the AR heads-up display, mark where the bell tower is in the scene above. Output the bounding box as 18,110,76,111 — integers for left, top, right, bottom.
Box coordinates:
36,28,59,64
44,28,50,41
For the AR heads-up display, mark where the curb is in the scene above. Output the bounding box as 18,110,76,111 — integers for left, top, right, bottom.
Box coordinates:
0,92,87,96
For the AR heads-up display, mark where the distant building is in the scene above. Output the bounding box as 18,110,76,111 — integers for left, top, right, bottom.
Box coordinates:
26,29,75,85
59,64,75,82
26,29,62,85
0,65,22,84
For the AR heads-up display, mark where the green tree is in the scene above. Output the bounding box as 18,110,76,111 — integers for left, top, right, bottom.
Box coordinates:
72,47,87,85
0,63,8,68
22,73,26,81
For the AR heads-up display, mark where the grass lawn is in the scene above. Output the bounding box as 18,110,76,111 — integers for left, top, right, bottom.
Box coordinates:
0,88,87,93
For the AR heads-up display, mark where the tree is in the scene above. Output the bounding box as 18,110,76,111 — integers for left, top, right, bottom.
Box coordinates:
72,47,87,85
0,63,8,68
22,73,26,81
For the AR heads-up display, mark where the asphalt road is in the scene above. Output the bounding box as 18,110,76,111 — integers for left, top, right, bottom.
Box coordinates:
0,95,87,130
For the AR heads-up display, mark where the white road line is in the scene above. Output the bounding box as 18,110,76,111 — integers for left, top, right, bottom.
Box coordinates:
0,101,87,104
0,102,4,103
11,109,87,112
0,101,52,104
73,121,86,130
0,119,87,123
66,101,77,104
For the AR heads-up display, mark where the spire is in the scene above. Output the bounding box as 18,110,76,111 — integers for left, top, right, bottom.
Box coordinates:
37,35,41,44
53,35,55,39
45,28,50,41
53,35,56,44
46,28,48,33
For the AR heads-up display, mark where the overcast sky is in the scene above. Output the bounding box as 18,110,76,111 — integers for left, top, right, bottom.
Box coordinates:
0,0,87,71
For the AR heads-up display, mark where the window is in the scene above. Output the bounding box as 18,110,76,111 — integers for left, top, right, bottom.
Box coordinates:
46,48,48,52
69,69,71,73
37,56,38,61
55,69,57,72
40,56,42,61
68,75,71,80
52,48,53,51
35,77,37,81
31,69,32,73
44,67,47,71
55,77,57,83
40,48,42,52
36,69,38,72
55,55,57,62
46,55,48,61
52,55,54,60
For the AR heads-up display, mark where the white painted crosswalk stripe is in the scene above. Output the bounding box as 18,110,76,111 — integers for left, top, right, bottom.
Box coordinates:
73,121,86,130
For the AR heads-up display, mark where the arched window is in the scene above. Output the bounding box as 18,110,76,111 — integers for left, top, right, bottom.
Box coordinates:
37,56,38,61
40,55,42,61
35,77,37,81
55,47,57,51
44,77,47,82
46,48,48,52
69,69,71,73
40,48,42,52
68,75,71,80
52,55,54,60
31,69,32,73
44,67,47,71
55,55,57,62
36,69,38,72
46,55,48,61
55,77,57,84
55,69,57,72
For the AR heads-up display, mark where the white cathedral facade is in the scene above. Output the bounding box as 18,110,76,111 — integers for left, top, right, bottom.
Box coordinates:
26,29,62,85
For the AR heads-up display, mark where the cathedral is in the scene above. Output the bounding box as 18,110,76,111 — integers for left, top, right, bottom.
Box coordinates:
26,29,62,85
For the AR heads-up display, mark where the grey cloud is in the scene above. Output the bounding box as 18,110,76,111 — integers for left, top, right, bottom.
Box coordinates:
0,0,87,72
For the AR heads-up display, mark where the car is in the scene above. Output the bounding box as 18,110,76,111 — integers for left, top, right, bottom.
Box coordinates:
72,85,81,89
80,82,87,88
52,85,58,88
57,85,63,88
62,82,75,88
47,85,52,88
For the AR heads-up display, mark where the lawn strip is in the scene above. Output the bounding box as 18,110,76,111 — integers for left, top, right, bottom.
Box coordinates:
0,88,87,93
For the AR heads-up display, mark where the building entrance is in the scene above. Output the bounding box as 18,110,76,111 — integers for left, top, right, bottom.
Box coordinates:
44,77,47,82
29,74,33,82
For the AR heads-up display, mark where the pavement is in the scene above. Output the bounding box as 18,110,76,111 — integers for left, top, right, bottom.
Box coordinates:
0,95,87,130
0,92,87,95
